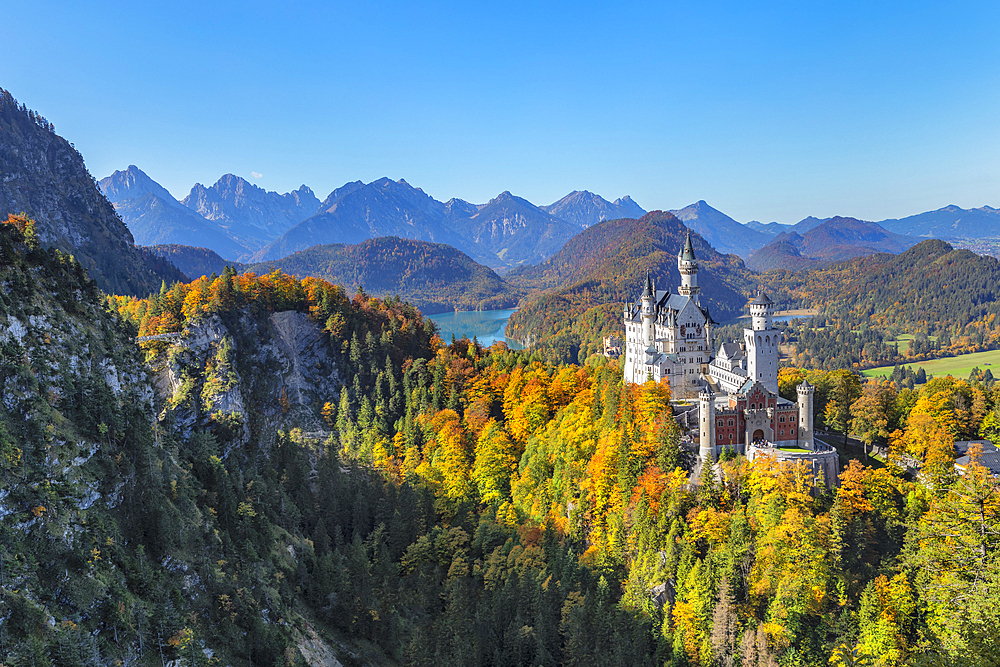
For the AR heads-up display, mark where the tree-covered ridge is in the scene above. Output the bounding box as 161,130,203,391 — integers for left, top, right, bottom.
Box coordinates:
0,89,184,297
505,212,754,362
757,240,1000,369
244,235,523,314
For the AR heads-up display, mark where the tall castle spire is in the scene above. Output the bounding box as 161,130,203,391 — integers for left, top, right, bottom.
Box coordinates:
677,232,700,304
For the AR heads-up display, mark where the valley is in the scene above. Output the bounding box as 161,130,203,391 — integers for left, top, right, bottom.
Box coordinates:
1,85,999,666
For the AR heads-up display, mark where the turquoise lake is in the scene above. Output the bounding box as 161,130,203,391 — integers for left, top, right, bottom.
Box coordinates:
427,309,524,349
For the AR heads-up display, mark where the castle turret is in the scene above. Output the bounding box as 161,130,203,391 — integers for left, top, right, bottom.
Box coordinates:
641,271,655,346
797,379,815,450
699,389,715,463
677,233,700,304
745,290,779,394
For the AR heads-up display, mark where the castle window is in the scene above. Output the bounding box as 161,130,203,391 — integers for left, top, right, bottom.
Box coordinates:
780,429,784,436
728,419,734,426
718,420,724,427
791,429,795,434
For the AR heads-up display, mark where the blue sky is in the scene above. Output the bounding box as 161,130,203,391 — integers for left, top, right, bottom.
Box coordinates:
3,1,999,223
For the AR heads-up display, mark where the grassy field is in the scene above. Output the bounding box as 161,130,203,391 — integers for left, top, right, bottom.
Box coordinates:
889,334,938,355
864,347,1000,380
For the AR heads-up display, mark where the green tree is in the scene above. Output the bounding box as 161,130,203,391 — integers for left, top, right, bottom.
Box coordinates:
850,379,899,458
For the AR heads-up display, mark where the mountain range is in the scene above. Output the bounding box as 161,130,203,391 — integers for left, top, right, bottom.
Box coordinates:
877,204,1000,238
102,161,1000,280
748,205,1000,242
101,167,649,269
747,217,920,271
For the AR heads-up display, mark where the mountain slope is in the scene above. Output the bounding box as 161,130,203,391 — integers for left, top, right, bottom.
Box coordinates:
0,89,180,296
318,179,365,209
147,243,242,279
100,166,252,259
542,190,646,228
747,217,919,271
183,174,321,250
453,190,579,265
258,177,497,266
506,211,753,360
117,193,250,259
247,236,522,314
668,200,769,258
757,239,1000,366
878,204,1000,238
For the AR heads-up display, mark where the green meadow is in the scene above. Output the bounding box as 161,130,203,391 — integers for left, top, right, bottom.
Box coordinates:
864,347,1000,381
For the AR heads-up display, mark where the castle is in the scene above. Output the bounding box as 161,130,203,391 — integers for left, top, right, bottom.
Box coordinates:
621,234,716,392
622,233,838,486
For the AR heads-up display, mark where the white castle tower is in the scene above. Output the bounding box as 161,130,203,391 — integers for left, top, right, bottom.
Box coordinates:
677,233,700,305
797,379,815,449
640,271,655,346
745,290,779,394
699,388,715,462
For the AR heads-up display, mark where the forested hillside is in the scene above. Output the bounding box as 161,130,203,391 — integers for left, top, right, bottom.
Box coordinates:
2,211,998,664
244,236,522,314
757,240,1000,369
505,211,754,362
747,218,918,272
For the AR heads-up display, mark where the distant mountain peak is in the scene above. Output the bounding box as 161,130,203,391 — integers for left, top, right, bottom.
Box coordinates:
668,201,766,259
542,190,647,229
99,165,182,207
181,173,321,242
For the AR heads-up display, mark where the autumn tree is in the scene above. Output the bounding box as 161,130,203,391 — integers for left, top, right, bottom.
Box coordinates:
850,379,899,458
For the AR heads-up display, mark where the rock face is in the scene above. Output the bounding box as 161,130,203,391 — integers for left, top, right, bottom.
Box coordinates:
318,180,365,210
154,310,341,449
0,88,175,295
542,190,647,228
0,220,357,663
183,174,321,250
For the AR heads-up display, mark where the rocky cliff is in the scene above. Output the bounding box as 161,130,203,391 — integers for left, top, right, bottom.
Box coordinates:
151,309,341,449
0,219,389,663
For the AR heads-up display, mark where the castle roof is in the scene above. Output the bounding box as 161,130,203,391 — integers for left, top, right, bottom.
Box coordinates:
751,290,774,306
642,271,654,298
717,342,745,361
679,232,696,261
